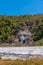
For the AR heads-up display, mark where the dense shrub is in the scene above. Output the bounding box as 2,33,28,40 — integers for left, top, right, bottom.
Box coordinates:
0,14,43,43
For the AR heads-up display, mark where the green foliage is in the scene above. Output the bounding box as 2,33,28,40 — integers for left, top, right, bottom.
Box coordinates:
33,32,40,41
37,38,43,46
31,19,43,41
0,14,43,43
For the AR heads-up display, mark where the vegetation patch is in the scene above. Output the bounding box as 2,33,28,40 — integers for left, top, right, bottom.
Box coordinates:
0,14,43,46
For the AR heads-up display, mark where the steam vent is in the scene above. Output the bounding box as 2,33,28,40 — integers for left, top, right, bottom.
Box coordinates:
17,29,33,44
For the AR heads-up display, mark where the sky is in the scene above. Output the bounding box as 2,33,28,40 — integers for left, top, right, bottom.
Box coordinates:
0,0,43,16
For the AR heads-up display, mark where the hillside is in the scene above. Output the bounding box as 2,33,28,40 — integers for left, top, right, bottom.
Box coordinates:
0,14,43,46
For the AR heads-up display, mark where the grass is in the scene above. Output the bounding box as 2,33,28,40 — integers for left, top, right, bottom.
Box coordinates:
0,58,43,65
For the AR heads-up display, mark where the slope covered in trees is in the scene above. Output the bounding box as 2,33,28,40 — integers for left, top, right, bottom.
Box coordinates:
0,14,43,46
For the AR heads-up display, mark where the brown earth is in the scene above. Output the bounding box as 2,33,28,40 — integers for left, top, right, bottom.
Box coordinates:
0,58,43,65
